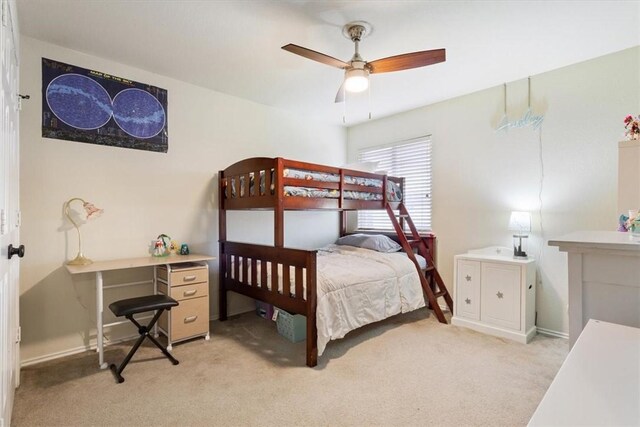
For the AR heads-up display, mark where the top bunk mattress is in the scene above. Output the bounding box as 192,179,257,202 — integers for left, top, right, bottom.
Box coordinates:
230,167,403,201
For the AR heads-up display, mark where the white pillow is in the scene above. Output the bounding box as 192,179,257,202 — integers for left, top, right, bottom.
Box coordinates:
335,234,402,253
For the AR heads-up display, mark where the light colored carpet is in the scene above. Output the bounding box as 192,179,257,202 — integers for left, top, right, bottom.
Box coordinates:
12,309,567,426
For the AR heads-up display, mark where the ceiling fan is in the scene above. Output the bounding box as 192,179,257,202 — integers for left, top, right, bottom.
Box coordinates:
282,21,446,103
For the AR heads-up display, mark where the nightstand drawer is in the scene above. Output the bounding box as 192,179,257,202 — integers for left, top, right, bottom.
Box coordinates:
160,296,209,341
159,281,208,301
158,264,208,285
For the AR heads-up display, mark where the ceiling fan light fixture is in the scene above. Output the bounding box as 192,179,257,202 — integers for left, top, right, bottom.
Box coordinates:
344,68,369,93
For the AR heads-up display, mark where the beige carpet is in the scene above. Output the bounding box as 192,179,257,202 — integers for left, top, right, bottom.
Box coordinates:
12,309,567,426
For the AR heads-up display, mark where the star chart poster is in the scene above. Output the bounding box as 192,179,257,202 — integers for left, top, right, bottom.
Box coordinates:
42,58,168,153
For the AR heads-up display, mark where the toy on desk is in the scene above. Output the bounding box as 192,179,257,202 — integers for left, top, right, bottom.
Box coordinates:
151,234,172,257
618,214,629,232
179,244,190,255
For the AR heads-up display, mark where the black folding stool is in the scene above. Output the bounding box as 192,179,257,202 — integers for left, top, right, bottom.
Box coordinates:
108,294,179,383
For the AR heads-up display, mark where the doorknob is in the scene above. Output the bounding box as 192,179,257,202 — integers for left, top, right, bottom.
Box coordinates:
8,244,24,259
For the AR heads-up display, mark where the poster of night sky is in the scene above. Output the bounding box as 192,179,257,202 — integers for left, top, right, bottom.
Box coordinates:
42,58,168,153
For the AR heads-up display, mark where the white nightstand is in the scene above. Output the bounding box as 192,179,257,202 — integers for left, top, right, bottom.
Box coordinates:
452,246,536,343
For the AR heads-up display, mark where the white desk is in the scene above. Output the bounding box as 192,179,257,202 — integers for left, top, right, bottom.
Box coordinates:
65,254,215,369
529,320,640,426
549,231,640,347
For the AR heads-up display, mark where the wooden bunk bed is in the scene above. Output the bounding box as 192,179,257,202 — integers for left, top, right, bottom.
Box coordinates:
218,157,453,367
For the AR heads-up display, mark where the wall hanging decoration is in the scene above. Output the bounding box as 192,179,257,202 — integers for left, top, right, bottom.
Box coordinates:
42,58,168,153
496,77,544,132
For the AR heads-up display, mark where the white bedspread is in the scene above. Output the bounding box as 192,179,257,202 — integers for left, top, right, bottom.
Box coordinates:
315,244,425,355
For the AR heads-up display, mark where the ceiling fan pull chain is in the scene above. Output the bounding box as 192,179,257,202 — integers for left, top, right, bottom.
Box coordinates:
368,78,372,120
343,86,347,124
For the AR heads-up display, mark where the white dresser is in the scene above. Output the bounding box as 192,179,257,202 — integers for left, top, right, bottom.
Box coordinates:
452,247,536,343
548,231,640,347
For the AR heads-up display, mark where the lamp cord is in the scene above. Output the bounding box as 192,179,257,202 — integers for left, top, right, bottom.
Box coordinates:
537,124,545,263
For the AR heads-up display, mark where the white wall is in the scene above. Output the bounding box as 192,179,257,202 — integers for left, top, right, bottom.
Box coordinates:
19,36,346,364
348,47,640,336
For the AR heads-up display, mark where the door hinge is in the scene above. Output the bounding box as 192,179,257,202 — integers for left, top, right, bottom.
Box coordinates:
16,326,21,343
17,94,29,111
15,210,21,228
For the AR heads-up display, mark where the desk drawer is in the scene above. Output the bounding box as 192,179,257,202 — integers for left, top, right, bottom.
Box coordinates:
158,281,209,301
168,296,209,341
158,265,208,285
172,282,208,301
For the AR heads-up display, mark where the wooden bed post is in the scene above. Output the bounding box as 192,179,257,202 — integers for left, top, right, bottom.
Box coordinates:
306,252,318,367
339,169,346,237
218,170,228,321
275,157,284,247
339,211,347,237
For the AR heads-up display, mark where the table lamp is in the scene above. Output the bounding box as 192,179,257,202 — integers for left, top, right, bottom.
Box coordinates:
508,211,531,259
64,197,103,265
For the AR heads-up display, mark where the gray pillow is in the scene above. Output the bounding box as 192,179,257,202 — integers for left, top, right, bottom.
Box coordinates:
335,234,402,253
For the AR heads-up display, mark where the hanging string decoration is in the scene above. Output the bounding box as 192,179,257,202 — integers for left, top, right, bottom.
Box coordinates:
496,77,544,131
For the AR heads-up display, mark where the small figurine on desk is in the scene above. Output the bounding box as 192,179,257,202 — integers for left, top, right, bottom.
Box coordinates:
180,243,190,255
151,234,172,257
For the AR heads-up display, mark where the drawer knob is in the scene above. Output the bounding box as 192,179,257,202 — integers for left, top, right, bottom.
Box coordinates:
465,275,471,281
465,298,471,305
183,289,197,297
184,315,198,323
183,275,197,281
496,291,504,299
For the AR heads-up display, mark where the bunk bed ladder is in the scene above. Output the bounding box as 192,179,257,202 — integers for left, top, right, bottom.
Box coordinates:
385,203,453,324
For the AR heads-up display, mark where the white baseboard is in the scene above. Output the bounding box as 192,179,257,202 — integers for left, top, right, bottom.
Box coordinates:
536,327,569,339
21,333,140,368
22,306,257,368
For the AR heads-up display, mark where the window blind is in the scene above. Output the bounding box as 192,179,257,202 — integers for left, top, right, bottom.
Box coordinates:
357,136,432,231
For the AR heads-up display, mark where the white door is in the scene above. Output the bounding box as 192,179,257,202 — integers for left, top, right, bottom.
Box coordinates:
0,0,20,425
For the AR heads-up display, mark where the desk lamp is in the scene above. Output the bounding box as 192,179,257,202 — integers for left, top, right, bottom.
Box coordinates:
64,198,103,265
509,211,531,259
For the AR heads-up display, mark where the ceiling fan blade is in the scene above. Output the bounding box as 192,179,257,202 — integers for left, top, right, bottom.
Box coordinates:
367,49,446,74
282,44,349,69
335,81,345,103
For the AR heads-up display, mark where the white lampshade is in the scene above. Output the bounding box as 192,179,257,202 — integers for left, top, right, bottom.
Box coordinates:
508,211,531,233
344,68,369,92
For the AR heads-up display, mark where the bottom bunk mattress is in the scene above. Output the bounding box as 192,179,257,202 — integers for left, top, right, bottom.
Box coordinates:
315,244,425,355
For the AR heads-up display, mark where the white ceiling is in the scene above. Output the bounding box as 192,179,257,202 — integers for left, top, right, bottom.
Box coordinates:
17,0,640,126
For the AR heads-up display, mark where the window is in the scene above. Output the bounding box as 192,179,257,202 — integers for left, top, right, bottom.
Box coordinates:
357,136,432,231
